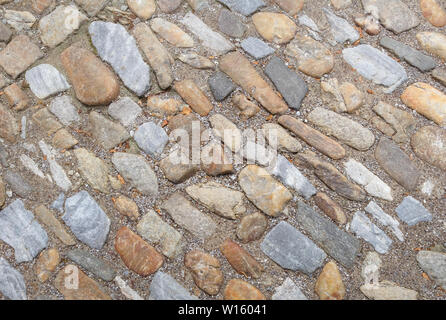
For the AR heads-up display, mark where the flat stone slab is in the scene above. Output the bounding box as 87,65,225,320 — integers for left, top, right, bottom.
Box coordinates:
411,126,446,171
0,200,48,263
351,211,393,254
395,196,432,226
149,271,198,300
134,122,169,158
272,278,307,300
261,221,326,274
25,64,70,99
89,21,151,96
66,249,116,282
62,191,110,249
417,251,446,290
342,44,407,93
49,96,80,126
324,8,359,44
108,97,142,127
380,36,436,72
208,71,236,101
241,37,275,59
216,0,265,16
365,201,404,241
75,0,109,16
0,257,27,300
265,57,308,110
218,9,246,38
296,200,360,268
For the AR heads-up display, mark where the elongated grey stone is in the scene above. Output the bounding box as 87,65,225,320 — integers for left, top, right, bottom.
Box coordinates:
216,0,265,16
380,37,436,72
261,221,326,274
296,200,360,268
268,155,316,200
0,200,48,263
241,37,275,59
62,191,110,249
134,122,169,158
66,249,116,282
343,44,407,93
89,21,151,96
265,57,308,110
0,257,27,300
108,97,142,127
417,251,446,290
25,64,70,99
395,196,432,226
351,211,393,254
323,8,359,44
149,271,198,300
49,96,80,126
365,201,404,241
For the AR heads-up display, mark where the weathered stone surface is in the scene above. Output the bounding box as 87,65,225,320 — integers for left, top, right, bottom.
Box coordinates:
314,192,347,225
274,0,304,15
4,10,36,31
133,23,173,90
232,93,261,119
111,152,158,196
374,138,421,191
25,64,70,99
160,150,199,184
351,211,392,254
151,18,194,48
362,0,419,33
108,97,142,127
4,83,28,111
74,148,111,194
113,195,139,220
432,67,446,87
342,44,407,93
134,122,168,158
301,151,366,202
61,46,120,106
186,0,209,11
344,159,393,201
177,53,215,69
420,0,446,27
261,221,327,274
157,0,183,13
0,200,48,263
224,279,266,300
67,249,116,282
161,192,217,240
75,0,109,16
321,78,363,113
220,52,288,114
137,210,183,259
411,126,446,171
174,79,213,116
324,8,359,44
49,96,80,126
89,21,151,96
89,111,130,150
315,261,345,300
221,239,263,278
272,278,307,300
360,281,418,300
201,142,234,176
149,271,198,300
237,212,267,243
185,250,224,296
0,178,5,208
39,140,72,192
147,97,185,117
63,191,110,249
331,0,352,9
417,251,446,290
115,276,143,300
208,72,236,101
39,5,87,48
0,22,12,42
365,201,404,241
401,82,446,126
417,32,446,60
296,200,360,268
0,258,27,300
127,0,156,19
0,103,19,143
55,265,111,300
262,123,301,153
241,37,274,59
285,35,334,78
4,170,34,198
218,9,246,38
252,12,297,44
395,196,432,226
34,205,75,246
115,226,164,276
380,36,436,72
209,114,242,153
217,0,265,16
33,108,63,135
0,35,43,79
180,12,234,54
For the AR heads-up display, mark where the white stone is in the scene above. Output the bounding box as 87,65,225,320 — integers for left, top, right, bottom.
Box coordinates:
351,211,392,254
365,201,404,241
39,140,72,192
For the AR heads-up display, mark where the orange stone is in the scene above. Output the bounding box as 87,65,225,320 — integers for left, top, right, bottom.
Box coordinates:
224,279,266,300
315,261,346,300
220,239,263,279
174,79,213,116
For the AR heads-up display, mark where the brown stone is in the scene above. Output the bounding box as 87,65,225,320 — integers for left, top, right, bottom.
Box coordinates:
373,101,416,143
31,0,54,13
371,116,396,137
201,142,235,176
147,96,185,117
150,18,194,48
61,45,120,106
127,0,156,20
274,0,304,15
4,83,29,111
0,177,5,208
420,0,446,27
114,195,140,220
411,125,446,171
0,103,19,143
115,226,164,276
34,205,76,246
52,129,78,150
220,52,288,115
432,67,446,87
184,250,224,296
174,79,213,116
278,115,345,160
220,239,263,279
34,248,60,282
314,192,347,225
232,93,260,119
157,0,182,12
55,265,112,300
236,212,268,243
252,12,297,44
32,108,63,135
224,279,266,300
315,261,345,300
417,32,446,60
160,149,199,183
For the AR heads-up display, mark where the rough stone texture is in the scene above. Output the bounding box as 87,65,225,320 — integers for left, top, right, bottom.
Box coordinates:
0,257,27,300
115,226,164,276
342,44,407,93
174,79,213,116
89,21,151,96
39,140,72,192
416,31,446,60
351,211,393,254
67,249,116,282
261,221,327,274
241,37,275,59
324,8,359,44
114,195,139,220
416,251,446,290
4,83,29,111
0,103,19,143
150,18,194,48
34,205,75,246
127,0,156,20
232,93,261,119
262,123,302,153
75,0,109,16
224,279,266,300
25,64,70,99
49,96,80,126
314,192,347,225
161,192,217,240
185,250,224,296
89,111,130,150
220,52,288,114
395,196,433,226
114,276,143,300
134,122,168,158
209,114,242,153
33,108,63,135
0,22,12,42
252,12,297,44
274,0,304,15
217,0,265,16
315,261,346,300
237,212,268,243
149,271,198,300
411,126,446,171
108,97,142,127
4,170,34,198
157,0,183,13
160,150,199,184
62,191,110,249
218,9,246,38
178,53,215,69
272,278,307,300
360,281,418,300
4,10,36,31
0,200,48,263
208,72,236,102
420,0,446,27
432,67,446,87
74,148,111,194
374,138,421,191
111,152,158,196
220,239,263,278
365,201,404,241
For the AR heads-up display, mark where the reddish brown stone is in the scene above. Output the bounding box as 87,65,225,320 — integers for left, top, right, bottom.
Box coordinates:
220,239,263,279
224,279,266,300
32,0,54,13
0,103,19,143
236,212,268,243
4,83,29,111
174,79,213,116
314,192,347,225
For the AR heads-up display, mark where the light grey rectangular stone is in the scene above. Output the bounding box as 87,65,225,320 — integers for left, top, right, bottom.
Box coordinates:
351,211,393,254
395,196,432,226
0,257,27,300
149,271,198,300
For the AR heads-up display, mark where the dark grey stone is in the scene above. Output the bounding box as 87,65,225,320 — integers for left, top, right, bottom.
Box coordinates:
241,37,274,59
395,196,432,226
66,249,116,282
296,201,360,268
0,257,27,300
261,221,326,275
208,71,236,101
149,271,198,300
216,0,265,16
3,170,33,198
265,57,308,110
218,9,246,38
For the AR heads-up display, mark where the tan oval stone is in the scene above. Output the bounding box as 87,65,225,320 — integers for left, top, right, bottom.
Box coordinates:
274,0,304,15
220,239,263,279
420,0,446,27
151,18,194,48
236,212,268,243
61,45,120,106
127,0,156,20
114,195,140,220
34,248,60,283
252,12,297,44
417,31,446,60
147,96,185,117
115,226,164,276
224,279,266,300
315,261,345,300
411,126,446,171
174,79,213,116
